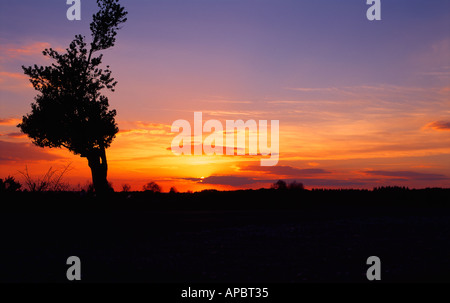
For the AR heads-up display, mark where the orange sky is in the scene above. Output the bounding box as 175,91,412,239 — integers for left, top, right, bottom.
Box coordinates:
1,1,449,192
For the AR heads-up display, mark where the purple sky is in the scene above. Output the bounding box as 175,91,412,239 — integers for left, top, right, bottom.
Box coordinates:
1,0,449,190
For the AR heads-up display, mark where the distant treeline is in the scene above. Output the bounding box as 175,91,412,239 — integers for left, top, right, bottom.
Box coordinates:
1,186,449,212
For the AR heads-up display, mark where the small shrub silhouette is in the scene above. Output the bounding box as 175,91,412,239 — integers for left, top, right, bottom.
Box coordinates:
18,164,71,192
288,181,304,190
122,184,131,192
143,182,162,193
271,180,288,190
0,176,22,192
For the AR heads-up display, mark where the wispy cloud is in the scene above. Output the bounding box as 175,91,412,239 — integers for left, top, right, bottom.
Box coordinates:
5,132,26,138
413,38,450,76
419,70,450,78
0,140,63,163
240,165,331,177
135,121,173,129
0,71,28,80
285,87,338,93
182,175,266,186
426,121,450,131
285,84,442,102
0,118,21,126
117,128,170,136
116,122,173,137
202,110,267,118
364,170,448,181
180,175,369,188
198,97,254,104
0,42,63,60
298,179,367,187
0,71,30,91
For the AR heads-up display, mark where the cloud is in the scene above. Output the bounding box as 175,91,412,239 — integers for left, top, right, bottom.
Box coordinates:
286,85,433,99
0,140,63,163
0,71,31,91
202,110,266,118
426,121,450,131
0,118,21,126
364,170,448,181
135,121,172,130
419,70,450,78
118,129,167,136
0,71,28,80
286,87,337,93
0,42,65,91
414,39,450,74
117,122,173,137
0,42,66,90
165,144,262,157
0,42,52,59
240,165,331,177
180,175,370,188
182,175,266,186
298,179,367,187
5,132,26,138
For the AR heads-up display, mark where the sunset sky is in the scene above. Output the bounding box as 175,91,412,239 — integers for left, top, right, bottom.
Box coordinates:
1,0,449,192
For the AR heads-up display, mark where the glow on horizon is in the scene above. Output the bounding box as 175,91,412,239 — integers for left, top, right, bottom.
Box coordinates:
0,1,449,191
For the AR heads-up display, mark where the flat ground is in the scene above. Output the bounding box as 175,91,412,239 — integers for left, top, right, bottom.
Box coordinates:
0,189,449,283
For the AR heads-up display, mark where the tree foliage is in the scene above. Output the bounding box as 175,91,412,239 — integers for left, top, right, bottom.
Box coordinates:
19,36,119,156
143,182,162,193
19,0,127,157
272,180,288,190
0,176,22,193
18,0,128,193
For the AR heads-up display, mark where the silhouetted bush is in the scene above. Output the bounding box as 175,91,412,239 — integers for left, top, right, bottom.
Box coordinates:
0,176,22,192
288,181,305,190
122,184,131,192
143,182,162,193
18,164,71,192
107,181,115,193
271,180,288,190
169,186,178,194
201,189,219,193
373,186,410,192
82,182,95,193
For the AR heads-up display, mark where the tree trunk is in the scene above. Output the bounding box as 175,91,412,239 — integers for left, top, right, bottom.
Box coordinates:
87,147,110,194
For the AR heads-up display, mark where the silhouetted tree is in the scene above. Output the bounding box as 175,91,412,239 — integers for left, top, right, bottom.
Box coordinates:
373,186,409,192
143,182,162,193
272,180,288,190
169,186,178,194
288,181,304,190
18,0,127,194
0,176,22,192
122,183,131,192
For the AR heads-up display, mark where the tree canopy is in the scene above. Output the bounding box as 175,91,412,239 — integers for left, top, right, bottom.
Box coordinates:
18,0,128,193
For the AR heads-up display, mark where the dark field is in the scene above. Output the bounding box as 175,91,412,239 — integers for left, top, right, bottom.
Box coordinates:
1,188,449,283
